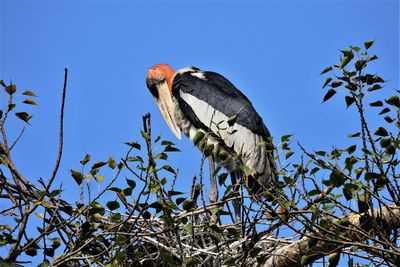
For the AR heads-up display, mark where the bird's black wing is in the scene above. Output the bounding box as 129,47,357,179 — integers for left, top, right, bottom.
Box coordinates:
172,67,271,139
172,66,276,193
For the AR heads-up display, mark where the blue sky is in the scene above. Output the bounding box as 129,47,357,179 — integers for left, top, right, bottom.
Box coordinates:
0,0,399,262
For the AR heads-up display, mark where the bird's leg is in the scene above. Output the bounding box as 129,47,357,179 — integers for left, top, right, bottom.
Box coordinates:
208,156,218,203
230,171,242,225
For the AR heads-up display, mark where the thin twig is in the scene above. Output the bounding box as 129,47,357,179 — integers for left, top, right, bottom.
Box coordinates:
46,68,68,193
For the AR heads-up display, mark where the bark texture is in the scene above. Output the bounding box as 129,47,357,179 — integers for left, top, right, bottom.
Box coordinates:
262,206,400,267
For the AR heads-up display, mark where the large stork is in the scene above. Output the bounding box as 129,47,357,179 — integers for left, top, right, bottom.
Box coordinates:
146,64,276,196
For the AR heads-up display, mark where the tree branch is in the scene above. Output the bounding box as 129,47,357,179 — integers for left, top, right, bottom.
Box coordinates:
46,68,68,193
262,206,400,267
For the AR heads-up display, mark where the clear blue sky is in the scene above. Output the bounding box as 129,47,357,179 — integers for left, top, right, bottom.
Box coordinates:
0,0,399,263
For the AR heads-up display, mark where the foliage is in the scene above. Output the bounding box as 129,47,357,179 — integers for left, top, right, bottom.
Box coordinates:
0,42,399,267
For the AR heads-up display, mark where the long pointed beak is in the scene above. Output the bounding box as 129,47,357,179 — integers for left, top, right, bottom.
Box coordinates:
153,82,182,140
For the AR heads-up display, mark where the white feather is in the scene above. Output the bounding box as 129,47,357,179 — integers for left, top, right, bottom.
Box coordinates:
178,91,268,177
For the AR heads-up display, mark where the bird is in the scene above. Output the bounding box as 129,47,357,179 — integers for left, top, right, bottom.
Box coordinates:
146,64,276,196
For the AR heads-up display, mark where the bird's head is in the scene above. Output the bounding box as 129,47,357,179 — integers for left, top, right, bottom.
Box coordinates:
146,64,181,140
146,64,174,97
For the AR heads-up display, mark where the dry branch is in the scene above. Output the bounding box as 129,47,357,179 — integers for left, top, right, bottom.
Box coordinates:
262,206,400,267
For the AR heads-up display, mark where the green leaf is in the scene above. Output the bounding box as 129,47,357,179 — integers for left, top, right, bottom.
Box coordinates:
25,247,38,257
124,142,141,150
373,75,385,83
301,255,310,265
323,89,336,102
108,156,116,169
162,164,176,174
355,59,367,71
22,98,37,105
80,153,91,165
95,175,104,183
15,112,32,123
343,183,361,201
309,189,321,196
0,80,5,87
350,46,361,52
126,178,136,189
368,54,378,61
320,66,332,75
183,258,201,266
385,145,396,155
345,82,358,91
116,234,127,245
161,140,175,146
257,140,274,151
328,252,340,266
368,84,382,92
365,172,383,183
379,107,390,115
109,187,122,193
92,161,107,169
218,173,228,186
330,171,345,187
310,167,320,175
281,134,293,142
219,149,229,161
347,132,360,138
126,156,143,162
285,150,294,159
164,145,180,152
223,257,236,266
355,168,364,179
340,56,352,69
149,201,163,212
154,135,161,143
48,189,62,198
5,84,16,95
22,90,37,96
331,81,343,88
386,95,400,108
167,190,184,196
154,152,168,160
340,49,354,58
176,197,186,205
379,138,391,148
141,130,150,141
182,200,195,211
374,127,389,137
193,131,205,146
123,187,133,196
8,103,16,111
322,77,332,89
346,145,357,154
384,116,394,123
364,40,374,49
90,168,99,176
182,223,192,232
345,96,355,108
70,169,83,185
369,100,383,107
249,247,262,257
106,201,120,210
203,144,214,157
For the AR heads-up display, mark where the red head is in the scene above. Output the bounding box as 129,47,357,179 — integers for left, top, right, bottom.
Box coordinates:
145,63,181,140
146,64,174,96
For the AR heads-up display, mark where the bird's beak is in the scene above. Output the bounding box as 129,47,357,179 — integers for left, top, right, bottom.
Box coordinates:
153,82,182,140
